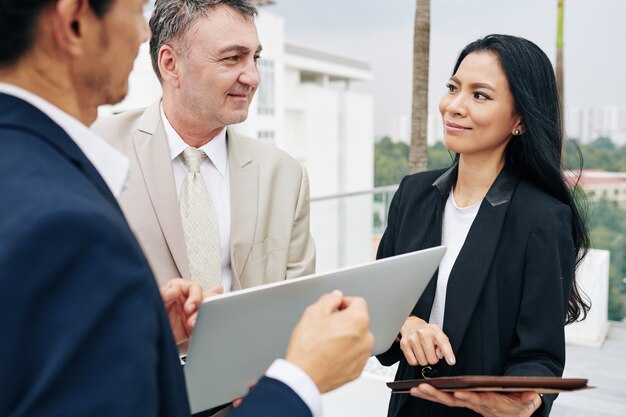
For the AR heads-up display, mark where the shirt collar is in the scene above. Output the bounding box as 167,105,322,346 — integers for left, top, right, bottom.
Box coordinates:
160,105,228,178
432,161,520,207
0,83,129,197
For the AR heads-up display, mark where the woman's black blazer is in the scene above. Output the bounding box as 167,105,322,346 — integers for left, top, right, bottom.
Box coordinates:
377,165,576,417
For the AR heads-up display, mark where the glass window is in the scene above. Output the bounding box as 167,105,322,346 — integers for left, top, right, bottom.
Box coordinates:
258,130,276,146
257,59,275,115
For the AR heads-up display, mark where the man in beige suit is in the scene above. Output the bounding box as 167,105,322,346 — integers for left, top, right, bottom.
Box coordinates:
93,0,315,295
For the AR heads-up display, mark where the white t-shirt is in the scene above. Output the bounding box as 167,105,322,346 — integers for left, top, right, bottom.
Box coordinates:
428,192,480,328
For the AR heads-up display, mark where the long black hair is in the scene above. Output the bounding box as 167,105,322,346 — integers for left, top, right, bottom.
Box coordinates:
452,34,590,324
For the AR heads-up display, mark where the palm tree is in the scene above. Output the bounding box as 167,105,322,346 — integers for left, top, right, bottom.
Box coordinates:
408,0,430,174
556,0,564,109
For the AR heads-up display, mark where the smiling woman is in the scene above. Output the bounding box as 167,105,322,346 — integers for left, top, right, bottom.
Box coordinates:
439,51,523,178
376,34,590,417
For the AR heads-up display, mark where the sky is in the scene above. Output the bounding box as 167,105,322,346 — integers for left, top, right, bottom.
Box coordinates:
265,0,626,138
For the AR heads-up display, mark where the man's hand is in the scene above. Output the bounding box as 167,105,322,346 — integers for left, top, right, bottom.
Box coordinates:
399,316,456,367
285,290,374,393
160,279,223,344
410,384,542,417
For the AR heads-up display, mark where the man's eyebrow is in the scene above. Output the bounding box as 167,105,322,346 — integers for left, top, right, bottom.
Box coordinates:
450,76,496,92
218,45,263,55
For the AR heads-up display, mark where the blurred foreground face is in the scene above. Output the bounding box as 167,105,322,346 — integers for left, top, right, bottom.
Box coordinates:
174,6,261,129
86,0,150,106
439,51,520,160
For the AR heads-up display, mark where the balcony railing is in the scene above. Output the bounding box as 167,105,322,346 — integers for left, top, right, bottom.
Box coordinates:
310,185,398,273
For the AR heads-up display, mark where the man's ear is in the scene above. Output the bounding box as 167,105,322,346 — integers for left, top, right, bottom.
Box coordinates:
49,0,93,57
159,44,182,88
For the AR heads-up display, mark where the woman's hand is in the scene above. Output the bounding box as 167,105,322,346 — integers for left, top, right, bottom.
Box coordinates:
411,384,542,417
399,316,456,366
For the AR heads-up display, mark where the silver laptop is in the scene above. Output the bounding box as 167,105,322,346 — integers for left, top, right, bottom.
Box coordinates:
184,246,445,413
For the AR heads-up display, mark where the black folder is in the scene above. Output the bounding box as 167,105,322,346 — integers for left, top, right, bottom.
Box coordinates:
388,376,591,394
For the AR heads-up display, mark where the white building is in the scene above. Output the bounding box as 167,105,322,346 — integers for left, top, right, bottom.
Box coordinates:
278,41,374,271
566,169,626,209
566,105,626,145
390,112,443,145
391,113,410,143
98,9,375,272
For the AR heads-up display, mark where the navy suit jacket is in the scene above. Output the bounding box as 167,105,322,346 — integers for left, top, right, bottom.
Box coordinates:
377,165,575,417
0,93,311,417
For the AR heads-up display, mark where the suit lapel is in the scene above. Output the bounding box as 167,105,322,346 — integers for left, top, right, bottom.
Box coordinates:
442,167,520,359
133,101,190,279
227,127,258,289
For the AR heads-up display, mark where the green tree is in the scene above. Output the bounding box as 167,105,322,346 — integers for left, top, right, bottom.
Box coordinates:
590,136,616,150
588,198,626,231
564,138,626,172
375,137,409,187
428,141,454,170
588,199,626,321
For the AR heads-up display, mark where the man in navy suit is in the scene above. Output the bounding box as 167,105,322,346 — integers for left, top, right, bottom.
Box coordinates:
0,1,374,416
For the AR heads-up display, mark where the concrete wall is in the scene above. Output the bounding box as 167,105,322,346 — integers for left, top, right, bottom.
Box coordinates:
565,249,610,347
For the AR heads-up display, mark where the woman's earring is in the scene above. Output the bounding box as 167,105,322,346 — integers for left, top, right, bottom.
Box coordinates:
513,129,521,136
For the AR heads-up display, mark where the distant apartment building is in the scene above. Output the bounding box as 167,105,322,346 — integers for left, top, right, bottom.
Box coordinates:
566,105,626,145
566,170,626,209
391,112,443,145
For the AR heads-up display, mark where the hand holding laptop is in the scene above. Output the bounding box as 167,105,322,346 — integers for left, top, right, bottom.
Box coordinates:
184,247,446,412
285,290,375,393
160,279,223,345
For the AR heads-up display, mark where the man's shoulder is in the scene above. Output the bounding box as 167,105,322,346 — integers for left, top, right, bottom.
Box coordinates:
93,107,148,129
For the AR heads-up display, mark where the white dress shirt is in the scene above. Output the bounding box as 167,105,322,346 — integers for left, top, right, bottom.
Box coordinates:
161,106,233,292
429,191,480,328
266,359,322,417
0,84,321,417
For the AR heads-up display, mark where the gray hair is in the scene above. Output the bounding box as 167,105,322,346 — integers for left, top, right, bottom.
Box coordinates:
149,0,257,81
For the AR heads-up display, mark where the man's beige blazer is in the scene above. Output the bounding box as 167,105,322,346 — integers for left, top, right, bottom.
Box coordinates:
92,100,315,289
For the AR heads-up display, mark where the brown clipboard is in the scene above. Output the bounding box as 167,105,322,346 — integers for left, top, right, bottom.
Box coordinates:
388,376,592,394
